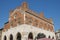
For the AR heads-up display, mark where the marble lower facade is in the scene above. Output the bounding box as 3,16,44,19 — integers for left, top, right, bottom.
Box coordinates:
2,24,56,40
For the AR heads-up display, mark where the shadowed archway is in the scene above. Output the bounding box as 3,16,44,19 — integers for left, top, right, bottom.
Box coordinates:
10,34,13,40
28,32,33,40
48,36,51,38
37,33,46,39
17,32,21,40
4,36,7,40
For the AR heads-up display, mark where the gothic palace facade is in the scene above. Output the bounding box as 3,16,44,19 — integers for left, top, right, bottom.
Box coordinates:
2,2,56,40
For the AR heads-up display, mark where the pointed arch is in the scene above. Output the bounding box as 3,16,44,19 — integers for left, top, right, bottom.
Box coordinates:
48,35,51,38
16,32,21,40
52,36,54,39
28,32,33,40
37,33,46,39
10,34,13,40
4,35,7,40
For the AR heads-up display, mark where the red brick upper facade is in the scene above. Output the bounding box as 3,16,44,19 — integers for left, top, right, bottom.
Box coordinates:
3,2,54,32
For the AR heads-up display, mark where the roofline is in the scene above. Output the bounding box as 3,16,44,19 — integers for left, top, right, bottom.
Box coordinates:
25,11,54,25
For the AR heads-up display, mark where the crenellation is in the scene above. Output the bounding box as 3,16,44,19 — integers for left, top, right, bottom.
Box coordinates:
39,12,44,18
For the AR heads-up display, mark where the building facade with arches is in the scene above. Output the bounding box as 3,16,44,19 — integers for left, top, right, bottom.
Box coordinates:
2,2,56,40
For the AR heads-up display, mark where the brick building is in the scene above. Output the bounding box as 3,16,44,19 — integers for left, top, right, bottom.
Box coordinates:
2,2,56,40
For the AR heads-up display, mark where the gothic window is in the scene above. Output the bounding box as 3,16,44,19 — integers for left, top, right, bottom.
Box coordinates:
37,33,46,39
28,18,33,25
45,23,47,27
39,22,43,29
34,20,38,27
18,18,21,25
17,32,21,40
4,36,7,40
51,26,53,30
25,16,28,19
29,19,32,23
28,32,33,40
39,22,43,26
47,24,50,31
10,34,13,40
10,21,13,26
26,16,33,25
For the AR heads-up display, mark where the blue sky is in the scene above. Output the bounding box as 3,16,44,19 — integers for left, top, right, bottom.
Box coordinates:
0,0,60,31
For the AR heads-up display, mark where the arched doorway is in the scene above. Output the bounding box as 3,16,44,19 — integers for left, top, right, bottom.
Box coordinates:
17,32,21,40
52,36,54,39
48,36,51,39
37,33,46,39
10,34,13,40
28,32,33,40
4,36,7,40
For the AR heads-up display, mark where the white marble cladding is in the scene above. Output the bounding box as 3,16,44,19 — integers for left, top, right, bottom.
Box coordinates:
2,24,56,40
